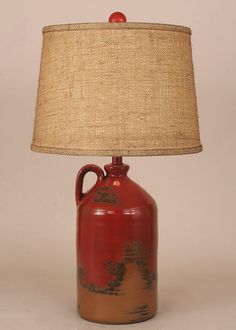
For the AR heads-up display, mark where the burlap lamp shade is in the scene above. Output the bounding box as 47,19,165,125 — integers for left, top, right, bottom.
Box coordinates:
31,22,202,156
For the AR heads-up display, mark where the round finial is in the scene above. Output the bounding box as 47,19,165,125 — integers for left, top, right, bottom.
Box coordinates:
109,12,127,23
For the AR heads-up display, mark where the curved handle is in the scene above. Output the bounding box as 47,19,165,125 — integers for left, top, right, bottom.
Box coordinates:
75,164,104,205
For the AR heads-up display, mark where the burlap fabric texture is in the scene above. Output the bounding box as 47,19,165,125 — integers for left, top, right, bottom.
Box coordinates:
31,22,202,156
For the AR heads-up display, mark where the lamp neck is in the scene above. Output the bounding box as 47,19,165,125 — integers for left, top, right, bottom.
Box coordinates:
105,157,129,177
112,156,123,165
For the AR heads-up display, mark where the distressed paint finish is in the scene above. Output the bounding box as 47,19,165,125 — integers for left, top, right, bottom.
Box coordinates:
76,159,158,324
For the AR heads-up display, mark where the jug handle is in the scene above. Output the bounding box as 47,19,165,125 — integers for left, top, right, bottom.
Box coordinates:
75,164,104,205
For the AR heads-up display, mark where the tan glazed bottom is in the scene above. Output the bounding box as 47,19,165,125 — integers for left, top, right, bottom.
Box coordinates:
77,263,157,324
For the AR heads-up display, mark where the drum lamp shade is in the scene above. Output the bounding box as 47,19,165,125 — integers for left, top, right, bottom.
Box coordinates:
31,22,202,156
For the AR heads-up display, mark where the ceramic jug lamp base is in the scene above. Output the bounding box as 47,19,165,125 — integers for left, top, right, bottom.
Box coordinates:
76,157,158,324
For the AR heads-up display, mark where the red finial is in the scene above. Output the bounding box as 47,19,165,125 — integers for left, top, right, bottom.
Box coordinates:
109,12,127,23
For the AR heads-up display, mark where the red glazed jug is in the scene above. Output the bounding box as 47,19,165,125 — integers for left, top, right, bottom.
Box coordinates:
76,159,158,324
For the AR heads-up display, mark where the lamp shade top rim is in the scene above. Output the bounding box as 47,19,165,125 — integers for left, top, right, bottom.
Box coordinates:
42,22,191,35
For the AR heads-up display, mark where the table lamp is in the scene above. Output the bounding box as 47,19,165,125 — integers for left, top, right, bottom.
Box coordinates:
31,12,202,324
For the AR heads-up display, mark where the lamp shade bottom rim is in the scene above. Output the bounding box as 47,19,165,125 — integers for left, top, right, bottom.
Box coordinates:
31,143,203,157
